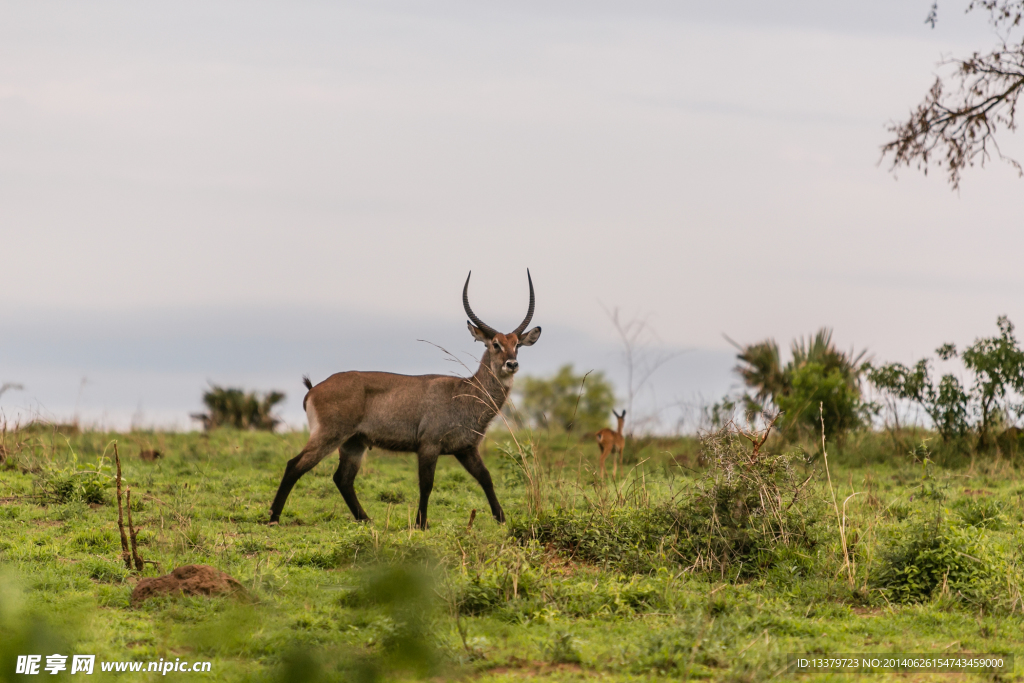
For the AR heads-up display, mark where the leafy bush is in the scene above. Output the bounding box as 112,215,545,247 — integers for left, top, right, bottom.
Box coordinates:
869,316,1024,445
868,358,970,442
517,364,616,433
0,583,70,681
509,507,675,575
545,632,582,664
341,565,438,678
671,426,824,576
952,497,1005,530
871,513,1018,608
457,562,538,615
36,450,109,505
191,385,285,431
511,426,823,578
776,362,865,442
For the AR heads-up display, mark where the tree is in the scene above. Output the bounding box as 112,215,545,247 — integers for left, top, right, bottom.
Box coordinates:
731,328,869,441
868,316,1024,444
517,364,617,433
191,385,285,431
883,1,1024,189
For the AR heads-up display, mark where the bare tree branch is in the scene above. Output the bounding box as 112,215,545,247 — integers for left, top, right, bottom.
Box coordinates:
882,1,1024,189
604,307,682,434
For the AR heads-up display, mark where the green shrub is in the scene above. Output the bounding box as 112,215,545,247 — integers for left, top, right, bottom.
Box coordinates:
871,514,1018,607
776,362,865,442
545,631,582,664
671,427,825,577
510,507,674,575
869,316,1024,446
953,497,1005,530
511,426,824,578
36,452,109,505
340,565,438,678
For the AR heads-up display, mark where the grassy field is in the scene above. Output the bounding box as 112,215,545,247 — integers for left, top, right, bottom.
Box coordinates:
1,424,1022,682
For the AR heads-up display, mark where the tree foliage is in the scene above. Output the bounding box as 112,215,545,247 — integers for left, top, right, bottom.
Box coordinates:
732,328,868,442
883,0,1024,188
517,364,617,433
191,385,286,431
868,316,1024,443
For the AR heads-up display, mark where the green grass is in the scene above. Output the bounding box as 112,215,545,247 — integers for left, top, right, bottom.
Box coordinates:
0,425,1023,682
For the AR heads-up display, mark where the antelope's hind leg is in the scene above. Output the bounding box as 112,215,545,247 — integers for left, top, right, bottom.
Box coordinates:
334,436,370,521
598,440,611,478
269,433,341,524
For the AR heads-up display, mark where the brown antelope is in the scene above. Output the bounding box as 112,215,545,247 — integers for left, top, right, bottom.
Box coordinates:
595,409,625,477
269,271,541,530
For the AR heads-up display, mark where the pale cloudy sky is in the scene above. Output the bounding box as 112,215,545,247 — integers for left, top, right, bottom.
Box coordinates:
2,1,1023,429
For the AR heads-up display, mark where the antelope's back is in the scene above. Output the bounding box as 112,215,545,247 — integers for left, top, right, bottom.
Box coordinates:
309,370,457,449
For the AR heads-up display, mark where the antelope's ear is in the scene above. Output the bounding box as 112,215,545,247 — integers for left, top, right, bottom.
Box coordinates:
519,326,542,347
468,321,491,343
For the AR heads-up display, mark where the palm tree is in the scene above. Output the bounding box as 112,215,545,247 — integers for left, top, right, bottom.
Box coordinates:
731,338,785,406
790,328,868,390
191,386,285,431
729,328,868,420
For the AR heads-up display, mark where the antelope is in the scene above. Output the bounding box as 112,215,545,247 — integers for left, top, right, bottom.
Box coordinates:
268,271,541,530
595,409,625,477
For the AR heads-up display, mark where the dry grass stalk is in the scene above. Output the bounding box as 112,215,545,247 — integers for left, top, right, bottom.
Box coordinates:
114,443,132,570
126,488,143,571
820,403,855,587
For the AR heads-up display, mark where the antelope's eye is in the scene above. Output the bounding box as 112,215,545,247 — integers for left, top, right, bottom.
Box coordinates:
492,342,501,350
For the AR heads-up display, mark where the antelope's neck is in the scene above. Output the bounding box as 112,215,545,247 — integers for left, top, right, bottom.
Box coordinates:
467,351,511,415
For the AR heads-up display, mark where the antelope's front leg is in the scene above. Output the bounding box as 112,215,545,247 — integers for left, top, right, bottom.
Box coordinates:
455,447,505,523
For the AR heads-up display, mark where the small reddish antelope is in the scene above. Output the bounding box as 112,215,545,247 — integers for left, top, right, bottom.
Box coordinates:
269,271,541,529
595,409,625,477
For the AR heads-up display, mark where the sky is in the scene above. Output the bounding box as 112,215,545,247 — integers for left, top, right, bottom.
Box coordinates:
2,1,1023,430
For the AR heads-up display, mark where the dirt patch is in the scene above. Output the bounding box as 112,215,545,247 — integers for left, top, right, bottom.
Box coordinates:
130,564,247,606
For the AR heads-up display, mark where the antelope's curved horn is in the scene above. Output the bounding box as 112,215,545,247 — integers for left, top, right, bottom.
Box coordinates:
463,272,498,338
512,269,535,336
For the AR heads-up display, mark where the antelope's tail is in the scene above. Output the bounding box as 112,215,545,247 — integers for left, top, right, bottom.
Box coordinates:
302,375,313,410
